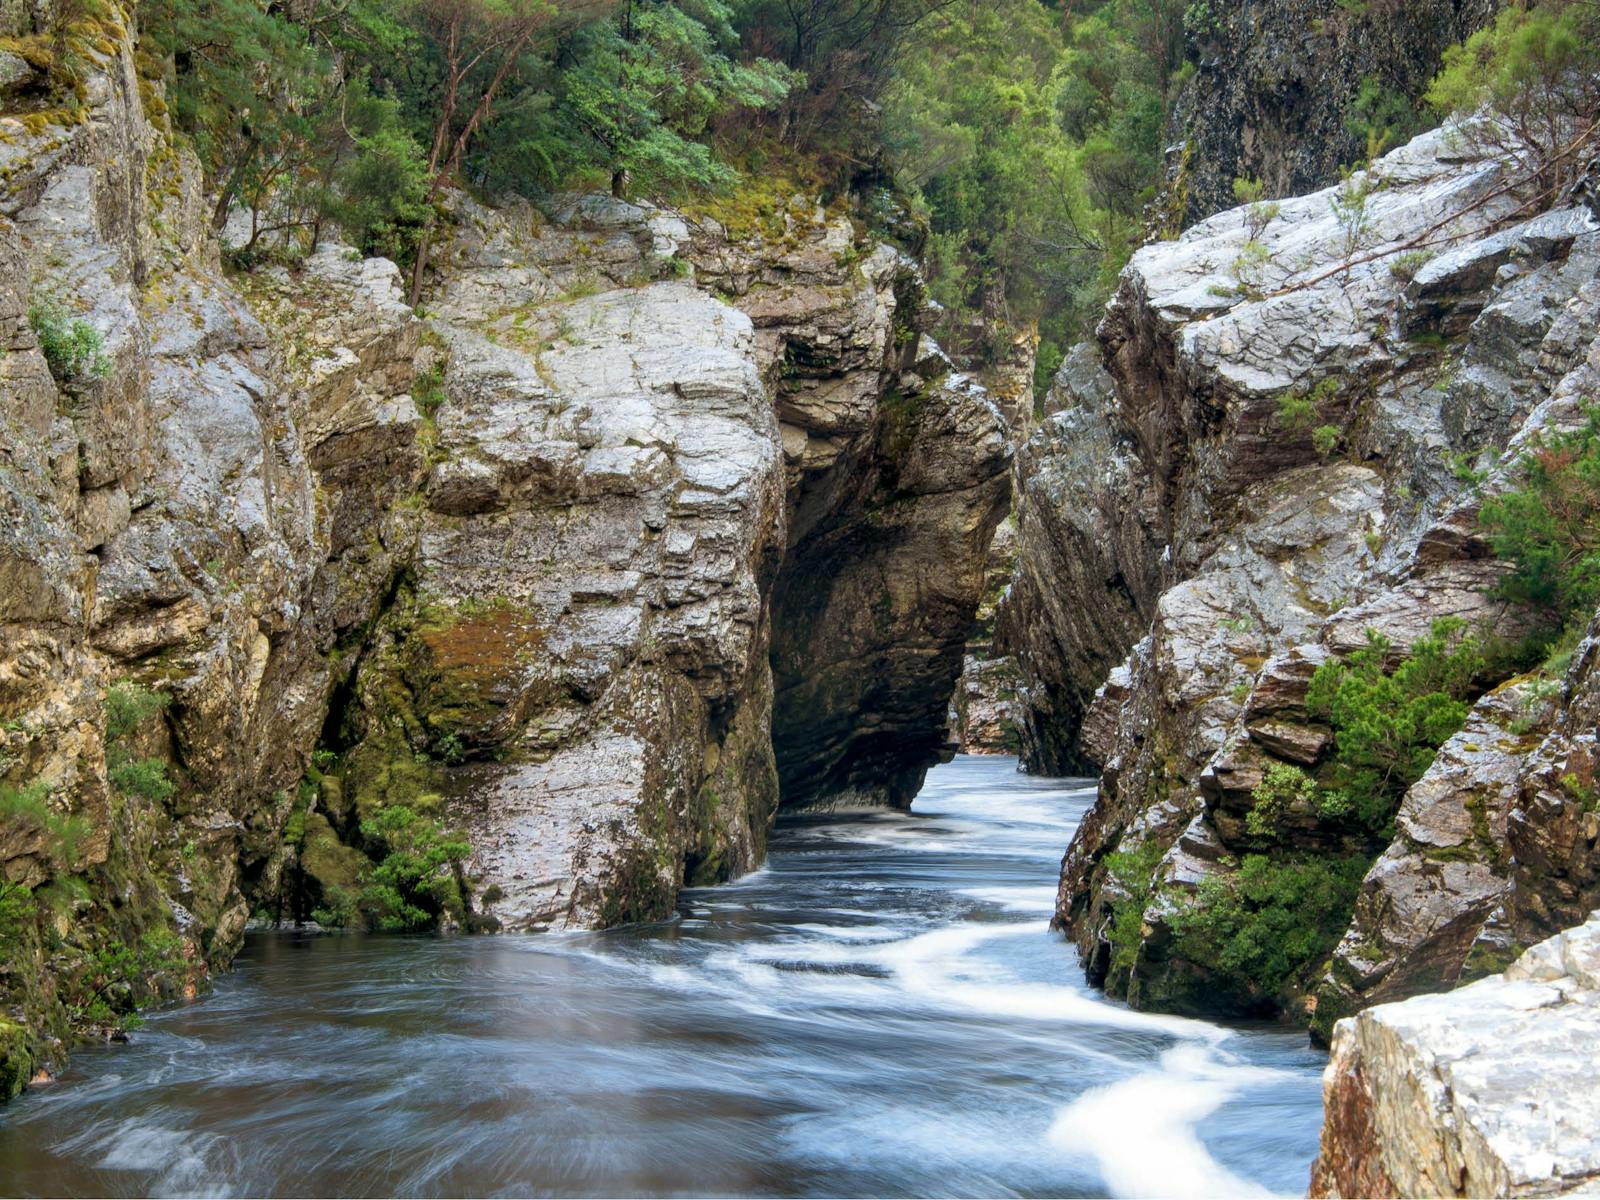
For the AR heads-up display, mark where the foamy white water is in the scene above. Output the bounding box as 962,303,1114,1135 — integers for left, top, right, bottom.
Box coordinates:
0,756,1325,1197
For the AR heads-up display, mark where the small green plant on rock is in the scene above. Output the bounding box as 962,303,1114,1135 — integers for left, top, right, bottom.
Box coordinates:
1387,247,1435,283
357,804,469,932
1329,167,1376,268
1276,376,1343,436
1167,853,1369,1008
1479,406,1600,649
1103,839,1164,975
1233,175,1282,242
1246,762,1319,838
27,297,110,382
103,681,174,805
1306,618,1481,836
1312,424,1342,460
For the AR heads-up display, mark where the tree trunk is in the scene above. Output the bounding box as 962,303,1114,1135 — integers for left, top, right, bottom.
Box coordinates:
210,136,258,232
611,167,629,199
408,226,432,308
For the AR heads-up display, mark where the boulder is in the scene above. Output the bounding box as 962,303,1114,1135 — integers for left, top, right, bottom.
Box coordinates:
1311,912,1600,1198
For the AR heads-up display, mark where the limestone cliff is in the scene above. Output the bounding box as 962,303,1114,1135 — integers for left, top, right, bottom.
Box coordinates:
0,11,1010,1089
999,116,1600,1030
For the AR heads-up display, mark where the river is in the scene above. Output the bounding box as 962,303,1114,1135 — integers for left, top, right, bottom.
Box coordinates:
0,756,1325,1198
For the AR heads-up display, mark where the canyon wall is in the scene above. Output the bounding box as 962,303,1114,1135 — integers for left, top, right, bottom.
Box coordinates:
1001,114,1600,1035
1169,0,1497,226
0,14,1009,1090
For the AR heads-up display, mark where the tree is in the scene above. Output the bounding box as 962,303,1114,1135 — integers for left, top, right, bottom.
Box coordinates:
879,0,1172,386
513,0,795,200
403,0,611,302
1426,0,1600,203
142,0,333,231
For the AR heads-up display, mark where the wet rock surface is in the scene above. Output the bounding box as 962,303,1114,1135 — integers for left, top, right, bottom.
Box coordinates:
0,28,1011,1082
1004,119,1600,1024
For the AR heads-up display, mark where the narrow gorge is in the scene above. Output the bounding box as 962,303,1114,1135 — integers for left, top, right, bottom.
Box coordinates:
2,0,1599,1195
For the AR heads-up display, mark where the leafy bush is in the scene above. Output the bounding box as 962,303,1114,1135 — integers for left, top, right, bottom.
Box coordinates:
357,805,469,932
1167,853,1369,1004
1479,406,1600,641
103,681,174,806
1103,839,1163,973
27,298,109,381
1246,762,1318,838
1347,75,1424,161
1425,0,1600,200
69,928,186,1028
1306,618,1480,835
1312,424,1342,460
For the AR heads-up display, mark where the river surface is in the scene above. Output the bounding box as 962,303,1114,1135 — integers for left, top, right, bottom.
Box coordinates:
0,756,1325,1198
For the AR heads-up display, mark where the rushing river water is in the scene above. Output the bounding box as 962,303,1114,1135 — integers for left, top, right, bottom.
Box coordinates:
0,756,1325,1198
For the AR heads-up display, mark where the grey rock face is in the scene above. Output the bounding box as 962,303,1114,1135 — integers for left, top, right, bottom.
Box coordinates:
1168,0,1496,226
1311,911,1600,1198
995,345,1164,773
0,20,428,1084
1022,121,1600,1023
1,24,1013,1086
369,253,788,929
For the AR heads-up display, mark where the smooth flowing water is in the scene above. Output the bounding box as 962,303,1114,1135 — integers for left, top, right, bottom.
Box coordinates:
0,756,1325,1198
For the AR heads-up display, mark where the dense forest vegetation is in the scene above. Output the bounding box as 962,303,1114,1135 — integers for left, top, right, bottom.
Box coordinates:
122,0,1191,388
123,0,1600,388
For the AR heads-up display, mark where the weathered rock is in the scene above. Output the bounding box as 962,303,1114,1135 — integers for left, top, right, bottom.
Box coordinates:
1036,124,1600,1024
0,23,426,1087
1167,0,1495,226
1311,912,1600,1198
995,344,1164,773
952,519,1021,755
367,266,788,929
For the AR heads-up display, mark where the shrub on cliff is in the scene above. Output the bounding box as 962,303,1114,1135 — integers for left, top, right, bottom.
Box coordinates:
103,682,174,806
27,298,109,382
1306,618,1480,837
1480,407,1600,645
357,804,469,932
1166,853,1368,1008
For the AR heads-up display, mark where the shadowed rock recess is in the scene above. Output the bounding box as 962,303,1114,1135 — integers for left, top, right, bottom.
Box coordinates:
0,21,1009,1088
